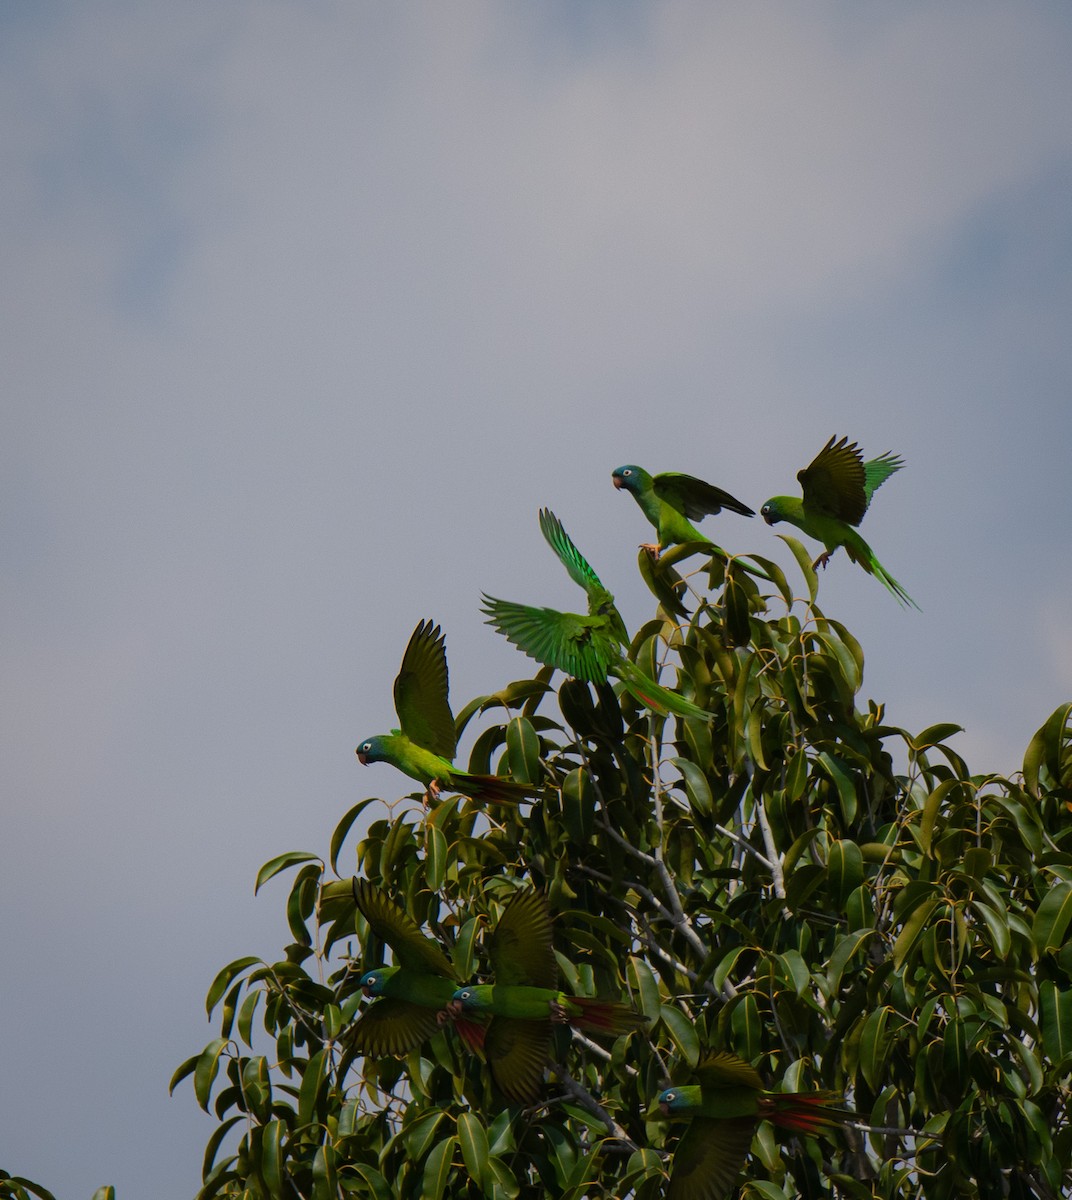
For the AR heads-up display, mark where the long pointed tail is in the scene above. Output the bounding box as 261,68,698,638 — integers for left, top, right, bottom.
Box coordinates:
614,658,713,720
566,995,647,1036
763,1091,854,1135
461,773,540,806
871,558,920,610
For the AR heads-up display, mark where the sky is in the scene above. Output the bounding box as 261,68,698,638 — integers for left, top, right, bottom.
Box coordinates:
2,2,1071,1195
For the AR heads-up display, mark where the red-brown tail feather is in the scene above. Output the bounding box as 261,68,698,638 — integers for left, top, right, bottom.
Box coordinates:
765,1092,852,1135
568,995,646,1036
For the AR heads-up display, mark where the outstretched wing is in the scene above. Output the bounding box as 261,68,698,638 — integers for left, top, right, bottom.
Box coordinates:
862,450,905,506
538,508,608,604
797,436,867,525
393,619,457,758
484,1017,551,1103
350,998,441,1058
667,1115,757,1200
488,889,557,988
694,1051,765,1092
653,473,755,520
353,878,456,979
481,595,619,683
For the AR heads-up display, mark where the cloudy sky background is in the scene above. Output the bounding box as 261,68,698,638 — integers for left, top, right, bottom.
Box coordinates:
3,2,1071,1194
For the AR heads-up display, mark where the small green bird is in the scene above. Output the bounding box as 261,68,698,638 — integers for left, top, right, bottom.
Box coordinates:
356,619,539,804
451,889,644,1103
654,1052,852,1200
351,879,485,1057
611,464,754,556
481,509,712,720
760,435,919,609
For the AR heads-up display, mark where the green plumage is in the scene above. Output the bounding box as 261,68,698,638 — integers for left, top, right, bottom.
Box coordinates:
451,890,644,1102
760,435,919,609
355,619,539,804
482,509,712,720
654,1052,852,1200
351,879,484,1057
611,464,754,555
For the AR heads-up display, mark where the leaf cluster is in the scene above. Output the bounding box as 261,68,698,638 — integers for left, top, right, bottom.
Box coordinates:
173,539,1072,1200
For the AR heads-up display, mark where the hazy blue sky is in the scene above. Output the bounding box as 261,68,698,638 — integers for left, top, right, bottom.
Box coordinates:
3,3,1071,1195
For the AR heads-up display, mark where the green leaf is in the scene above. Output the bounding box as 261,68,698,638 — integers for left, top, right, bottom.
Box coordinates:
202,1116,243,1183
297,1048,328,1127
329,798,379,874
892,897,940,970
260,1118,285,1196
827,839,864,907
779,534,817,603
506,716,541,786
255,851,321,894
1040,981,1072,1068
561,767,596,843
425,822,448,892
421,1135,456,1200
169,1053,200,1096
205,956,260,1019
457,1112,489,1190
671,756,712,817
193,1039,229,1112
1032,882,1072,954
627,957,662,1019
1023,702,1072,795
659,1004,700,1065
89,1190,114,1200
311,1144,337,1200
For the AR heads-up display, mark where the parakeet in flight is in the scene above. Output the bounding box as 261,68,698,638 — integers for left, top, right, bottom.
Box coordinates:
450,889,644,1103
355,619,539,804
611,464,754,557
760,435,919,609
654,1051,853,1200
481,509,712,720
350,879,485,1057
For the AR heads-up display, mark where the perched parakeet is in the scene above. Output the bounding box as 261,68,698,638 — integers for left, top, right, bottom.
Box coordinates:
481,509,712,720
451,889,644,1103
356,619,539,804
654,1052,853,1200
611,464,754,556
760,435,919,609
351,879,485,1057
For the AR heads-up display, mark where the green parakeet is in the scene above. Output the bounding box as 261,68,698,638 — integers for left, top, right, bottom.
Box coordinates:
654,1052,852,1200
481,509,712,720
356,619,539,804
760,435,919,609
450,889,644,1103
351,879,485,1057
611,464,754,556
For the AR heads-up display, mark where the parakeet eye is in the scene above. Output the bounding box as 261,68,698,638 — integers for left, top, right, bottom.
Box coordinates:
359,741,371,753
664,1091,676,1102
623,469,632,477
459,990,471,1000
366,975,377,986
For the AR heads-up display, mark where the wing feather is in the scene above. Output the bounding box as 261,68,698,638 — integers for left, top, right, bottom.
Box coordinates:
481,595,617,683
667,1115,757,1200
353,879,456,978
489,890,557,988
393,620,457,758
653,473,755,520
797,436,867,525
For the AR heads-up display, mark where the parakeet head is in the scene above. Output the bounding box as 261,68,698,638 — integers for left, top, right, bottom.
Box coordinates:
356,735,387,765
760,498,787,525
655,1086,694,1117
451,984,491,1012
611,464,649,495
359,965,399,996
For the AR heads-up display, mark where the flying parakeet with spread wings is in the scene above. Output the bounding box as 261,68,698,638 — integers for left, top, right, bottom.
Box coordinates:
611,464,754,556
653,1052,853,1200
481,509,712,720
450,889,645,1103
356,619,540,804
760,435,919,609
350,879,486,1057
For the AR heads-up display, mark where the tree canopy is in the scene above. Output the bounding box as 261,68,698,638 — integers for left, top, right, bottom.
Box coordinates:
160,536,1072,1198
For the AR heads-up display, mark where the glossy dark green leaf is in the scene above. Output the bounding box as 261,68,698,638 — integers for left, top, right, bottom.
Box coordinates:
421,1135,456,1200
205,956,260,1019
329,797,379,875
254,851,321,894
457,1112,489,1190
505,715,541,786
1040,981,1072,1068
1032,882,1072,954
778,534,818,603
193,1039,229,1112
